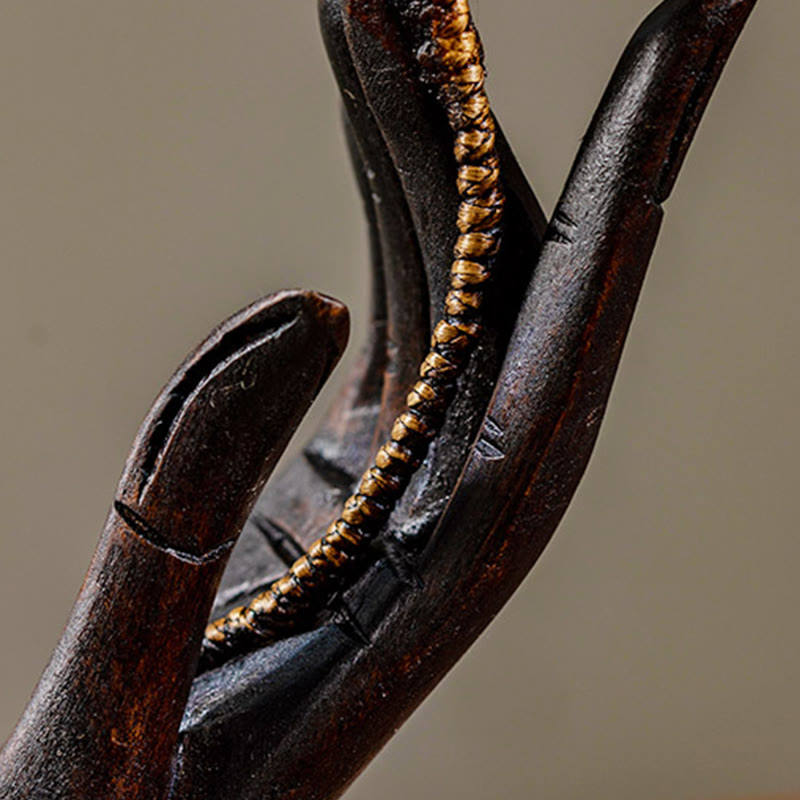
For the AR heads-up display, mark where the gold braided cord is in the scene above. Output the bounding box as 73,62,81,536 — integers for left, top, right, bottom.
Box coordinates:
201,0,504,669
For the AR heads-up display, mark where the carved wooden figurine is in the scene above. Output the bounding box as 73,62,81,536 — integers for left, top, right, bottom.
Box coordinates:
0,1,760,798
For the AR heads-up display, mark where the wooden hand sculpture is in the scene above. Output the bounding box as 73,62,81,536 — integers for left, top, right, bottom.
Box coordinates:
0,1,759,798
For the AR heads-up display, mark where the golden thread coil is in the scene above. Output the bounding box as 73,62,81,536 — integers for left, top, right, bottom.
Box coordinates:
200,0,505,670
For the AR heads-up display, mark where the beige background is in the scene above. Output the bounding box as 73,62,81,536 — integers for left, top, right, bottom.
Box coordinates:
0,2,797,798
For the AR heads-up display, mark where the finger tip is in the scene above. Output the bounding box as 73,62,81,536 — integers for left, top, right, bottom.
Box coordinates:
309,290,351,357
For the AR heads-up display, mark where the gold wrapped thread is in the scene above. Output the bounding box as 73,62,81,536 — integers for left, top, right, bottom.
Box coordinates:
200,0,507,670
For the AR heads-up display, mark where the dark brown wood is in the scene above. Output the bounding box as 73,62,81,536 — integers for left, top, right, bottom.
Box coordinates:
173,2,757,799
0,291,348,800
0,1,758,798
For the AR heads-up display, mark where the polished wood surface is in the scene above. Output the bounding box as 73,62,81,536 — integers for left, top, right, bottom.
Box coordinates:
0,2,765,799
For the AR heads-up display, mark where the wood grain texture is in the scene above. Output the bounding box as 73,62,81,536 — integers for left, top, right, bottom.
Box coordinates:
170,2,758,799
0,292,348,800
0,1,762,798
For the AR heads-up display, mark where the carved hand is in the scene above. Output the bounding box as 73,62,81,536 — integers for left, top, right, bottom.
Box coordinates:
0,2,759,798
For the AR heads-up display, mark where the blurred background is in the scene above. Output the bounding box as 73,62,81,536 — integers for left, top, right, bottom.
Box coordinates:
0,1,797,798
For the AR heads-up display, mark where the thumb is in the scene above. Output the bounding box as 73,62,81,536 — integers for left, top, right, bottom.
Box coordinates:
0,290,348,800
